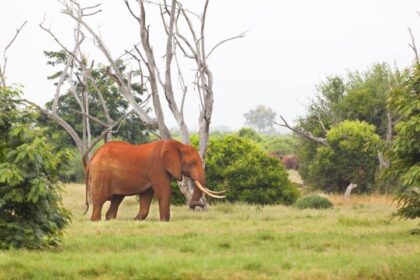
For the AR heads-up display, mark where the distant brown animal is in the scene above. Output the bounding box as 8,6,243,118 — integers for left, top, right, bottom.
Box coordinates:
280,155,299,170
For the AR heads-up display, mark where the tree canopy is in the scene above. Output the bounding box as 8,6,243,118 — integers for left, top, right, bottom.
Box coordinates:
244,105,276,134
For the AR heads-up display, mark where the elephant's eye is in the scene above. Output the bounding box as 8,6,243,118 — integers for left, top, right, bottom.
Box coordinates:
191,160,196,165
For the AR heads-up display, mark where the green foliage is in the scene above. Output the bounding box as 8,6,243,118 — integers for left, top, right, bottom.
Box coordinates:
341,63,399,136
237,127,262,142
386,63,420,219
205,135,299,205
0,87,70,249
237,128,298,156
40,51,150,147
297,63,399,193
294,195,333,209
306,120,381,193
243,105,277,134
395,188,420,220
58,149,85,183
259,134,298,156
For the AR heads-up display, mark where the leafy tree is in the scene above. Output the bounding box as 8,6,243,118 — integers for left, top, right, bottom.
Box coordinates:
244,105,276,133
40,51,150,148
297,63,399,192
306,120,381,193
0,87,70,249
300,63,397,138
341,63,399,137
387,63,420,220
205,135,299,205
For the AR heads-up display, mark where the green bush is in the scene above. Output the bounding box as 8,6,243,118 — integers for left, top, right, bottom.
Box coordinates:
205,135,299,205
294,195,333,209
0,87,70,249
306,120,381,193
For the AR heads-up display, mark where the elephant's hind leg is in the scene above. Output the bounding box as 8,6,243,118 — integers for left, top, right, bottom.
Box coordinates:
135,188,154,220
91,197,106,221
106,195,124,220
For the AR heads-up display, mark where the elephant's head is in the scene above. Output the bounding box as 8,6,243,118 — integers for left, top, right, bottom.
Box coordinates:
161,140,225,208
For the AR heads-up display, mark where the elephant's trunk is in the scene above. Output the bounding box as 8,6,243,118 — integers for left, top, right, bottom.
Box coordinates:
189,184,206,209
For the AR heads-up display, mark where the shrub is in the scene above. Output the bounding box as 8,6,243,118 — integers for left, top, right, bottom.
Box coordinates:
294,195,333,209
205,135,299,205
0,87,70,249
306,120,381,193
395,188,420,220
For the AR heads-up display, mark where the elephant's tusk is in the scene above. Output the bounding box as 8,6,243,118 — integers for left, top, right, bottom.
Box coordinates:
205,188,227,194
194,180,226,199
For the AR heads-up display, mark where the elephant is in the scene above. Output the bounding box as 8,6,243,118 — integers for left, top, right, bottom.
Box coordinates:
85,139,225,221
280,154,299,170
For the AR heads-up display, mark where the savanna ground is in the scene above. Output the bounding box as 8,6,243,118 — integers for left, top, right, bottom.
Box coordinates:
0,172,419,280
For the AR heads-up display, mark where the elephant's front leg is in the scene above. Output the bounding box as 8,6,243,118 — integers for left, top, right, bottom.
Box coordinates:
135,188,154,220
151,177,172,221
106,195,124,220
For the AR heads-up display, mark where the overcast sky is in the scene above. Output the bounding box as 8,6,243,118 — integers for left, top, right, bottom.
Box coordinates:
1,0,419,131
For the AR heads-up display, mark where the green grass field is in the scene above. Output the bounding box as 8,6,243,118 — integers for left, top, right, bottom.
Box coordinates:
0,183,419,280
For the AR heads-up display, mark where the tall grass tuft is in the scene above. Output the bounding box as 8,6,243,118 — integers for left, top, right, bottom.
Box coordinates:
294,194,333,209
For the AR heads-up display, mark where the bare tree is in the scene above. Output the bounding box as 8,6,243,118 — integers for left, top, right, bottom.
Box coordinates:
58,0,244,205
24,4,137,170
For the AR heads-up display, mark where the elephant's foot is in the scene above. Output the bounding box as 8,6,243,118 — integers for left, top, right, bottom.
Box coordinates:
189,200,206,210
134,213,148,221
105,213,116,220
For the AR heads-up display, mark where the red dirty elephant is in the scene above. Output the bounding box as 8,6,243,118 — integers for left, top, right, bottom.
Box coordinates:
85,140,225,221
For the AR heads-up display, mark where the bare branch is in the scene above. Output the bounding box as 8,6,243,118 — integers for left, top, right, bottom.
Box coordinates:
136,0,171,138
275,116,328,146
206,32,246,59
174,48,188,114
88,75,113,124
69,108,109,127
408,27,419,64
4,21,27,57
1,21,27,87
124,0,141,22
82,109,135,162
200,0,209,63
61,0,158,130
22,99,85,153
144,0,201,19
317,113,328,134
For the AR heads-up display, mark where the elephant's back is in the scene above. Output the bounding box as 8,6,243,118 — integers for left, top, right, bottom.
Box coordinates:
89,141,157,173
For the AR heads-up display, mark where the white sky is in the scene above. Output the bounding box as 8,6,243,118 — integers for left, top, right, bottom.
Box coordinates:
1,0,419,131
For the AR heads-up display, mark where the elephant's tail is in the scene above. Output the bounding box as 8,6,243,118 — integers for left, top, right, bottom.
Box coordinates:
83,162,90,216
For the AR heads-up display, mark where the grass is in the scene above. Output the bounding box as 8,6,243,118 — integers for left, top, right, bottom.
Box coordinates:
0,183,419,280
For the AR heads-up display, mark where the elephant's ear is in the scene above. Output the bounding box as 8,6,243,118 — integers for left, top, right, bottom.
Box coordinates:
162,141,182,181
